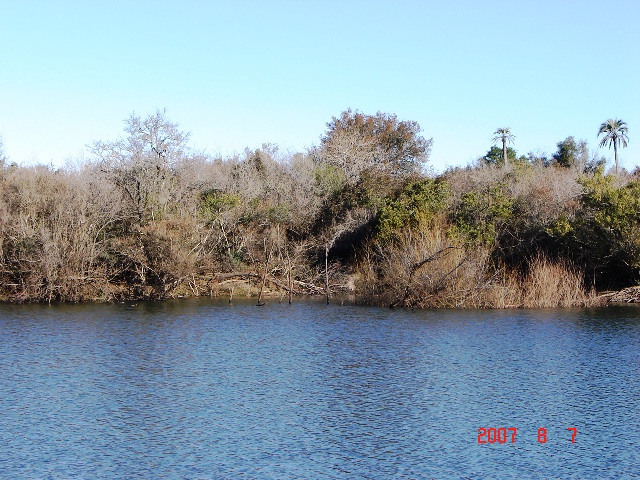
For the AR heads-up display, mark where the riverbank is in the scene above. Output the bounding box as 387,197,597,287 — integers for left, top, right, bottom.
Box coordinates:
3,112,640,308
5,272,633,308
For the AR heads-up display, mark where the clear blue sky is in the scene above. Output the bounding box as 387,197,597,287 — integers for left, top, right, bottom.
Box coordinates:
1,0,638,172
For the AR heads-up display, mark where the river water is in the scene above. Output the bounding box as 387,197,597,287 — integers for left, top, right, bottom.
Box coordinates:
0,299,638,478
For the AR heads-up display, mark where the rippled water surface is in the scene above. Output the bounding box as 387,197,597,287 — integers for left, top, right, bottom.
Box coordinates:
1,299,639,478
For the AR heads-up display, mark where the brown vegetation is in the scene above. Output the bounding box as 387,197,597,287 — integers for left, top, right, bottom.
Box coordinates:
0,110,635,307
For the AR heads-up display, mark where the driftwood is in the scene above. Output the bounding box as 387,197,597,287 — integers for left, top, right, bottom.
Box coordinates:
597,286,640,303
211,272,323,296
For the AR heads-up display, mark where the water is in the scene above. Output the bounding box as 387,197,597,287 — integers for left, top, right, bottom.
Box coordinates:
0,299,639,479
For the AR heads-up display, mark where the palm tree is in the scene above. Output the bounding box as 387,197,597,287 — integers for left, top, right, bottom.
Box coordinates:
492,128,515,165
598,118,629,174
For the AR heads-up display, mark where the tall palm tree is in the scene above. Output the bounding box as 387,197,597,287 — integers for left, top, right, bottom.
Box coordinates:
598,118,629,174
492,128,515,165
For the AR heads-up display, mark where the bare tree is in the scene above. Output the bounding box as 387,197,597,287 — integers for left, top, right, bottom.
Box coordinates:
0,134,6,169
90,109,190,221
0,163,126,302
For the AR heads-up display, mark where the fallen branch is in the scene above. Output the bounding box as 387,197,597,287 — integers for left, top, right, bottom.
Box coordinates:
212,272,307,295
390,246,460,308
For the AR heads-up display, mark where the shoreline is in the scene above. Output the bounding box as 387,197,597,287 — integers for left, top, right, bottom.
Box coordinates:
3,280,638,308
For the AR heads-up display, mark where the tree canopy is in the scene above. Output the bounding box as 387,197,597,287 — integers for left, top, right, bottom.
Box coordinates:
552,136,587,169
483,145,518,165
89,110,193,221
318,109,432,182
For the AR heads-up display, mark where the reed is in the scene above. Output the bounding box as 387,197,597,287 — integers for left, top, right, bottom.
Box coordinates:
355,228,594,308
519,255,591,308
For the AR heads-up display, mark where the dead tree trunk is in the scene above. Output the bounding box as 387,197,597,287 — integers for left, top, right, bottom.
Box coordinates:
325,244,330,304
257,238,272,306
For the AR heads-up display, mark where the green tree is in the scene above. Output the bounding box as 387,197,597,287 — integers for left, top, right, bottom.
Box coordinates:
376,178,450,243
552,136,588,169
547,172,640,288
483,145,517,165
492,127,515,165
450,184,514,245
598,118,629,174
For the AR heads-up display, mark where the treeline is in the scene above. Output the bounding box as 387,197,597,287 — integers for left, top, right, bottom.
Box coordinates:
0,110,637,307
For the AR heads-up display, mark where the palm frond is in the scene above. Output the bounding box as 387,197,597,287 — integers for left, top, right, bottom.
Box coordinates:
492,127,515,144
597,118,629,153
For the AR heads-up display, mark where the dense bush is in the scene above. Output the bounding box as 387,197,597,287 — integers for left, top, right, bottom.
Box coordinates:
0,110,633,306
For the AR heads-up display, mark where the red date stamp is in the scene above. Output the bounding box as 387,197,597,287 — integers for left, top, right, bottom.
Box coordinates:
477,427,578,444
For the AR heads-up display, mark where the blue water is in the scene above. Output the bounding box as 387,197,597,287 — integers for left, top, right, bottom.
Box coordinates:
0,299,639,478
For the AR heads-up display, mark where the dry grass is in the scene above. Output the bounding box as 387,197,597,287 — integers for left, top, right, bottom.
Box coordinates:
519,255,592,308
355,222,594,309
355,223,497,308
